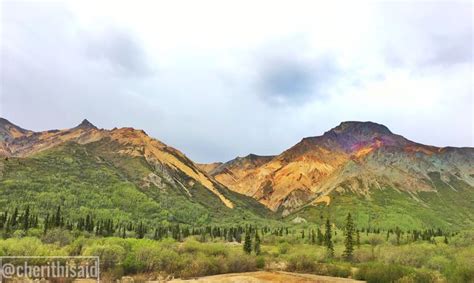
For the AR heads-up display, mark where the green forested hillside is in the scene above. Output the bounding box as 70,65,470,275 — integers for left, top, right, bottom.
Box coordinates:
290,174,474,231
0,141,273,226
1,140,473,232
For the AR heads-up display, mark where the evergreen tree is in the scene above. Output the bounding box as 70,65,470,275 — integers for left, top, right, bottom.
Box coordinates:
55,206,61,227
325,218,334,258
23,206,30,231
317,228,324,245
11,207,18,228
43,214,49,235
254,231,261,255
395,226,401,245
343,213,355,260
243,231,252,254
356,230,361,248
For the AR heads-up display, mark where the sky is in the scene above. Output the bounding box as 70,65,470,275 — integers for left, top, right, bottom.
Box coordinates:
0,0,473,162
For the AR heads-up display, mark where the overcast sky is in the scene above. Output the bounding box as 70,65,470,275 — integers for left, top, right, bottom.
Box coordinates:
1,1,473,162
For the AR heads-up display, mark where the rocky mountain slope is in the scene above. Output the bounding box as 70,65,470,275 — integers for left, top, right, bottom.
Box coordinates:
203,122,474,219
0,118,272,224
1,118,472,229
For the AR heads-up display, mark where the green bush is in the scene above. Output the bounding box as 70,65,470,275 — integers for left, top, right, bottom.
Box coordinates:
396,269,437,283
181,239,228,257
287,254,317,272
180,253,222,278
226,253,257,273
355,262,411,283
444,263,474,283
0,237,63,257
256,256,265,269
42,228,73,246
278,242,290,255
325,263,351,278
83,243,126,270
426,255,450,272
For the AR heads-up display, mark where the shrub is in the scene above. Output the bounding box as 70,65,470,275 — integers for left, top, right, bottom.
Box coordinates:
411,269,437,283
155,248,184,275
180,253,222,278
426,255,450,272
42,228,73,246
353,247,373,263
297,263,352,278
0,237,62,257
226,253,257,273
444,263,474,283
325,263,352,278
82,244,126,270
256,256,265,269
287,254,317,272
355,262,411,283
135,244,162,272
382,243,437,268
450,230,474,248
396,269,437,283
181,239,228,257
278,242,290,255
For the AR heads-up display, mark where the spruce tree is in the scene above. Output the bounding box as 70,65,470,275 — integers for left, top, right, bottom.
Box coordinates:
55,206,61,227
325,218,334,258
254,231,261,255
243,231,252,254
356,230,361,248
43,214,49,235
11,207,18,228
317,228,324,245
343,213,355,260
23,206,30,231
395,226,401,245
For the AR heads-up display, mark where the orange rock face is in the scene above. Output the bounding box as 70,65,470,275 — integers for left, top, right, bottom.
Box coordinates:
0,118,234,208
207,122,474,214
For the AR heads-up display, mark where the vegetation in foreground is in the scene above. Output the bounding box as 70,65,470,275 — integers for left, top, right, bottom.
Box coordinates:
0,209,472,283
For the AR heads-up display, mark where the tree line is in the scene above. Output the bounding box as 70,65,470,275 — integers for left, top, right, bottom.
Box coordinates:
0,207,454,253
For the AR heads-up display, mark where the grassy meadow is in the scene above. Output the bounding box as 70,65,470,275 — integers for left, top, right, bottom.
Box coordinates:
0,222,472,282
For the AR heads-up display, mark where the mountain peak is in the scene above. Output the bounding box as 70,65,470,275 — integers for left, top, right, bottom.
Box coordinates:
75,119,97,130
293,121,399,155
0,118,16,127
329,121,392,135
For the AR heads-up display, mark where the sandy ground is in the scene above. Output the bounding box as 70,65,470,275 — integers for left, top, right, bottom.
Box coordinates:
169,271,365,283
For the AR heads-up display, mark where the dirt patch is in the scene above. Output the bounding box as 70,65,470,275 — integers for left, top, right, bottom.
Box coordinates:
170,271,364,283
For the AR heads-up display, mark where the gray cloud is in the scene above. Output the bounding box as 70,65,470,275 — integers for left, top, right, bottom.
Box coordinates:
378,1,473,69
424,31,473,67
0,1,159,131
84,29,154,76
257,56,339,105
1,1,472,163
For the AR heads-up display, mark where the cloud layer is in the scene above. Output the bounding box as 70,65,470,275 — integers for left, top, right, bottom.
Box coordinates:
1,0,472,162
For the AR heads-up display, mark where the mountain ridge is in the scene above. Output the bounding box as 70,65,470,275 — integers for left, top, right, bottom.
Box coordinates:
205,121,474,215
0,118,237,209
1,117,472,229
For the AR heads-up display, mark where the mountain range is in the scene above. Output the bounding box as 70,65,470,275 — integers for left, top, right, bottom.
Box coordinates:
0,117,473,229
